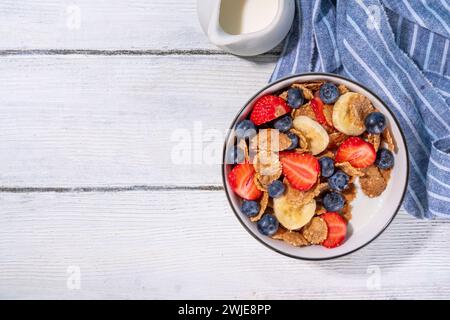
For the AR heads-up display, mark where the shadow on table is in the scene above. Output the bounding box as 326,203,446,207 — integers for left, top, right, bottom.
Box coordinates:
238,54,279,66
312,213,448,275
237,41,284,66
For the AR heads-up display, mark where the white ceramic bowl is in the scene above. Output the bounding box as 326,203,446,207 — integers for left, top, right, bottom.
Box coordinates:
222,73,409,260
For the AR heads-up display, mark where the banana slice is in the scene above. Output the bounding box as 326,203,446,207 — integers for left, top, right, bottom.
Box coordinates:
292,116,329,155
332,92,373,136
273,198,316,231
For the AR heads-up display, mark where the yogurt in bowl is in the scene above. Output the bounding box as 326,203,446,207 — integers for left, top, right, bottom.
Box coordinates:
222,73,409,260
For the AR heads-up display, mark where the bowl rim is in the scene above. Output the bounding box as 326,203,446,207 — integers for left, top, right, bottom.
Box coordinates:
221,72,410,261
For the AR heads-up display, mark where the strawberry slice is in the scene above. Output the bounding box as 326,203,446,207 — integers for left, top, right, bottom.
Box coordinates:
335,137,376,168
250,95,291,126
310,97,329,127
279,152,319,191
227,163,262,200
321,212,347,248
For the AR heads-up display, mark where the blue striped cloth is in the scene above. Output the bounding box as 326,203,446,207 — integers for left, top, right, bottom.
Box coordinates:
270,0,450,219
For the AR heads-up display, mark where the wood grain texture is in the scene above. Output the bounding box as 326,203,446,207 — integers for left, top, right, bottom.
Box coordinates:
0,0,213,50
0,0,448,301
0,55,275,187
0,0,283,53
0,191,449,299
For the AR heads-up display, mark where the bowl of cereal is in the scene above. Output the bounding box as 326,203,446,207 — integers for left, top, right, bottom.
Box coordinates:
222,73,408,260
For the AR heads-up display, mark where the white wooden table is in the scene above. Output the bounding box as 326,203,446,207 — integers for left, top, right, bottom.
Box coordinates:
0,0,449,300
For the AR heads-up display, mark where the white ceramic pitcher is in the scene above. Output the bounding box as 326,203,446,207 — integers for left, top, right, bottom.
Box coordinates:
197,0,295,56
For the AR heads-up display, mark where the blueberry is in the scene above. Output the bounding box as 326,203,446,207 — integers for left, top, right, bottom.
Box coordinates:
274,115,292,132
323,191,345,212
328,170,349,192
375,148,394,169
287,88,304,109
226,146,245,164
319,156,335,178
257,214,279,236
319,82,340,104
235,120,257,139
286,132,299,150
365,112,387,134
268,180,285,198
241,200,260,217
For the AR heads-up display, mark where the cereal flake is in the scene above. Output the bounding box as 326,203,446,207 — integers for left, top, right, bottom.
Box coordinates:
302,217,328,244
336,162,365,177
338,84,350,94
284,179,327,207
250,129,292,153
382,127,395,151
292,83,314,100
328,132,348,149
292,102,317,120
360,166,389,197
275,229,310,247
367,133,381,151
341,203,352,221
289,128,309,151
251,192,269,222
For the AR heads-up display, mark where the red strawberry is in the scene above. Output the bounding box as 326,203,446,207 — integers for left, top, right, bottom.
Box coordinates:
335,137,376,168
310,97,328,127
250,95,291,126
227,163,262,200
279,152,319,191
321,212,347,248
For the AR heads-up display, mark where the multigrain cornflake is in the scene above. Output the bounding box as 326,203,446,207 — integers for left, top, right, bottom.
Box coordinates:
318,150,335,159
302,81,324,91
228,79,396,249
251,192,269,222
292,83,314,100
360,166,390,197
338,84,350,94
367,133,381,151
382,127,395,151
315,205,327,215
323,104,334,128
278,90,288,101
254,172,279,191
336,162,365,177
381,167,392,181
354,94,376,120
284,179,327,207
289,128,309,151
253,150,282,190
341,203,353,221
253,151,282,179
344,96,371,134
302,217,328,244
250,128,292,153
292,102,317,120
328,132,348,149
273,228,309,247
342,183,357,202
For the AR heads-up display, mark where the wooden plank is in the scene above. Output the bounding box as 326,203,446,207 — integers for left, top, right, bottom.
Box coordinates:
0,54,276,187
0,0,209,50
0,190,449,299
0,0,282,52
